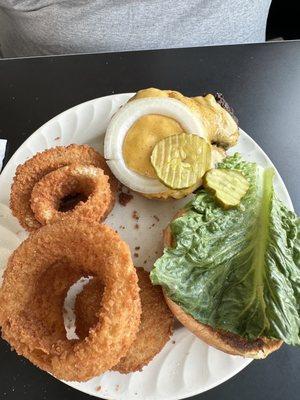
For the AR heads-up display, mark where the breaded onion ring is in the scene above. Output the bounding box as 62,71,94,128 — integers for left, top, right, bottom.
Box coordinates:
0,221,141,381
30,164,112,225
29,262,83,349
10,144,118,231
76,268,174,373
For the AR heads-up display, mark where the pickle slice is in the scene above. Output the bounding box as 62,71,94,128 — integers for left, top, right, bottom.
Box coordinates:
150,132,211,189
203,168,249,208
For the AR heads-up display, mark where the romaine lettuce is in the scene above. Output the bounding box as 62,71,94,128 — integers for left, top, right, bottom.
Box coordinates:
151,154,300,345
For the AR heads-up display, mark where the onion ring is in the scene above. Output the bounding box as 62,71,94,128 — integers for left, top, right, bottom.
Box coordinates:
28,266,173,374
10,144,118,231
29,262,83,352
76,268,174,373
30,164,112,225
0,221,141,381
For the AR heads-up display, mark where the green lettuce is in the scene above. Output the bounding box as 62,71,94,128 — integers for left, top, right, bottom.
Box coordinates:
151,154,300,345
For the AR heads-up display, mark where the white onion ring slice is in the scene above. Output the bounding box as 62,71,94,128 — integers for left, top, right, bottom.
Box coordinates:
104,97,207,194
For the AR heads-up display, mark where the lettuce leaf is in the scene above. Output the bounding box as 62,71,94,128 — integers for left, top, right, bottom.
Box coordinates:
151,154,300,345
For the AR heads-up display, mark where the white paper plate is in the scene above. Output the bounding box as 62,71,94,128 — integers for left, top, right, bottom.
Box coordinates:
0,93,293,400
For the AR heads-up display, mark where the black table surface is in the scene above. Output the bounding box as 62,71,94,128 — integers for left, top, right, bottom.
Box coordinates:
0,41,299,400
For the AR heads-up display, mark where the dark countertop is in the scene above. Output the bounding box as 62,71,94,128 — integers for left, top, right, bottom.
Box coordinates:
0,41,299,400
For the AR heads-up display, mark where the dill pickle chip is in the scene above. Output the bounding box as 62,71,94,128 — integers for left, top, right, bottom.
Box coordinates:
150,132,211,189
203,168,249,208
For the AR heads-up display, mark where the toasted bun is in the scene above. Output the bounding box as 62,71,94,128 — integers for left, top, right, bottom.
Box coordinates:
163,210,283,358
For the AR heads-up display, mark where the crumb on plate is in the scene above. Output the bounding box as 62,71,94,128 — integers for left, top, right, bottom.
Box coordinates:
119,192,133,206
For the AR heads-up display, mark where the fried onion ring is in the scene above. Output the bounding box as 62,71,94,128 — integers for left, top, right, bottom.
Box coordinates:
10,144,118,231
30,164,112,225
0,221,141,381
76,268,174,373
28,262,83,356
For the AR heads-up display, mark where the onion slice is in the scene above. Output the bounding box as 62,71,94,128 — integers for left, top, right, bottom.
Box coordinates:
104,97,207,194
